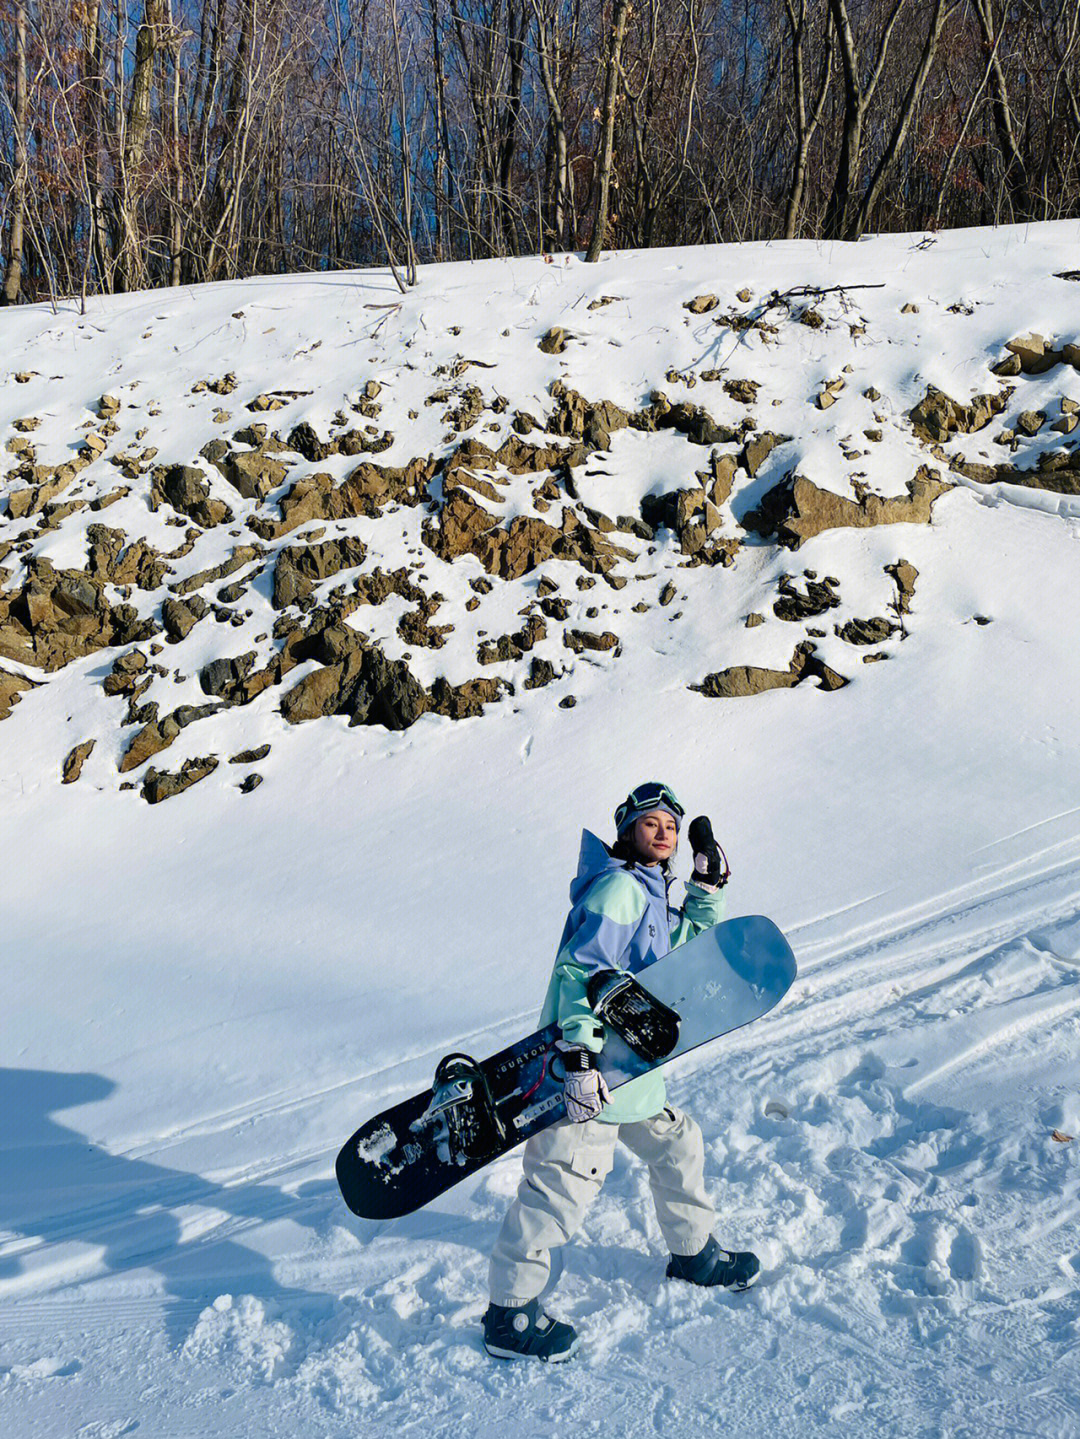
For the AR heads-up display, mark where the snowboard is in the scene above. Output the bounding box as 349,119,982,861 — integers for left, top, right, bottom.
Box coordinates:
335,914,796,1220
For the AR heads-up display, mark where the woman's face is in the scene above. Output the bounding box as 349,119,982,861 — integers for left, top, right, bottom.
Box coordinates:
632,811,678,866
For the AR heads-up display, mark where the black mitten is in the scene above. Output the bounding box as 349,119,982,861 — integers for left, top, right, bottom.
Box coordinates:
688,815,730,889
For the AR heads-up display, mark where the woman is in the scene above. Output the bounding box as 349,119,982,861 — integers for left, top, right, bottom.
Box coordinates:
483,782,760,1362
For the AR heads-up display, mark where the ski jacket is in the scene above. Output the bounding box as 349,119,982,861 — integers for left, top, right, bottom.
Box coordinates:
538,829,726,1125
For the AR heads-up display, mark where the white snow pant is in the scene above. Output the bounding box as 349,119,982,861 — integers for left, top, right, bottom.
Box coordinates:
488,1105,716,1307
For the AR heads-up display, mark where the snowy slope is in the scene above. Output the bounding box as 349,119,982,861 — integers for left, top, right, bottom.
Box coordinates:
2,225,1080,1438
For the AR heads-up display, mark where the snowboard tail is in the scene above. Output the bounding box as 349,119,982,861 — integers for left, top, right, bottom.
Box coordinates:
336,914,796,1220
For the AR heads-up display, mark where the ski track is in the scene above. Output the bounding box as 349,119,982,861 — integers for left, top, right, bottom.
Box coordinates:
4,863,1079,1438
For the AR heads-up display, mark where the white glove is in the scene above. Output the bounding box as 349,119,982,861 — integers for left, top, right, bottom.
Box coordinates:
556,1041,611,1123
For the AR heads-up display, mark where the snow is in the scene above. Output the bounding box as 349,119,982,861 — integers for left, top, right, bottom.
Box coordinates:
2,223,1080,1437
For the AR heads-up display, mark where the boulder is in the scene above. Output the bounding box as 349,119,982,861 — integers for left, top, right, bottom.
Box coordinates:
539,327,569,354
684,294,719,314
61,738,95,783
151,465,230,528
428,675,511,719
743,468,951,549
836,616,899,645
142,756,218,804
272,536,367,608
691,641,848,698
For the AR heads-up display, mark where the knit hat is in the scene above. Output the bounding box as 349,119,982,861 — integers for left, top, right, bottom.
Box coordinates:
614,782,684,836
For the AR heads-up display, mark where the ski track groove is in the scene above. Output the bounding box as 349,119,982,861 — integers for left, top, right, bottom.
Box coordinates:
7,863,1078,1294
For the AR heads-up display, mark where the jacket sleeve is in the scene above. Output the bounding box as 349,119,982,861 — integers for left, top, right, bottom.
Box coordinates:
669,879,726,949
552,872,647,1053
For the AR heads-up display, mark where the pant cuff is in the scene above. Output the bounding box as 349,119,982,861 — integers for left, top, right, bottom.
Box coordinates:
488,1288,542,1309
666,1231,713,1258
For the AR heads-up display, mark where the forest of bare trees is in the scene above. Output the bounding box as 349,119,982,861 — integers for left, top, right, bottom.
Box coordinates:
1,0,1078,304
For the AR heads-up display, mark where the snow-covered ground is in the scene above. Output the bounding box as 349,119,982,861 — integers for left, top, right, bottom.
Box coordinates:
2,225,1080,1437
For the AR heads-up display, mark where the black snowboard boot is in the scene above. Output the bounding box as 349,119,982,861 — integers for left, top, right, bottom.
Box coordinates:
482,1298,578,1362
667,1236,760,1291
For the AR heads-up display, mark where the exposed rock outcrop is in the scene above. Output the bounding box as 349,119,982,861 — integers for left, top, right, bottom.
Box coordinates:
0,666,37,719
0,558,159,671
743,468,951,549
909,386,1011,443
691,641,848,698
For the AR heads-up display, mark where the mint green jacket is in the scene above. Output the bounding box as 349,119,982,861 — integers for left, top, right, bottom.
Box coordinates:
538,830,726,1124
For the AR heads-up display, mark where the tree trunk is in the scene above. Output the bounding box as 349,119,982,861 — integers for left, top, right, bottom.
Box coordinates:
2,0,28,305
585,0,631,262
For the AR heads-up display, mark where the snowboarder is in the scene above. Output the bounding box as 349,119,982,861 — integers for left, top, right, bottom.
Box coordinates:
482,782,760,1362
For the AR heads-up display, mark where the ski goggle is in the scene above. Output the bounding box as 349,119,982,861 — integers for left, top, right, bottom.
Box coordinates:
614,782,685,834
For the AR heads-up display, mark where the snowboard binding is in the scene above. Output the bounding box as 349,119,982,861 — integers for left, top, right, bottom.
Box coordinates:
586,970,681,1062
428,1053,506,1164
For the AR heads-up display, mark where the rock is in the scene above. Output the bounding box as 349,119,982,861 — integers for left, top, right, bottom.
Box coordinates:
539,595,570,621
836,616,898,645
428,675,511,719
1063,397,1079,414
0,666,37,719
659,582,677,607
13,415,41,432
704,451,738,506
223,447,289,500
231,744,271,764
477,615,546,664
724,379,759,405
684,294,719,314
563,628,619,654
98,394,121,418
1052,413,1078,435
1003,333,1053,373
0,557,158,672
239,773,263,793
884,560,918,615
745,613,764,628
87,525,169,589
741,432,789,478
279,662,345,722
200,651,256,699
151,465,230,528
736,288,752,303
7,459,87,518
539,327,569,354
272,536,367,608
773,575,840,622
1016,410,1046,436
743,467,951,549
119,714,182,772
559,695,576,708
524,657,557,689
691,641,848,698
398,605,452,649
816,378,845,409
640,391,738,446
62,739,95,782
142,756,218,804
173,548,260,598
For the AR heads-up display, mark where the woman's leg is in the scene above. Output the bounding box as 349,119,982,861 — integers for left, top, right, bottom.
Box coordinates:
618,1105,716,1257
488,1118,618,1306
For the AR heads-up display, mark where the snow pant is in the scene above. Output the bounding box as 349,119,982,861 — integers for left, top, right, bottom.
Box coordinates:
488,1105,716,1308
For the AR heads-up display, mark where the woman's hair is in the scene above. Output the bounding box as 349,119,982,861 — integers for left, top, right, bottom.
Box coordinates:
611,833,673,877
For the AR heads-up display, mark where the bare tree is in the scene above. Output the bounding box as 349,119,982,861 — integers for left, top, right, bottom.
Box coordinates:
585,0,629,261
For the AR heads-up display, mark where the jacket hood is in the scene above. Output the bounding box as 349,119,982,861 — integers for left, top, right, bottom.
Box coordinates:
570,829,670,907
